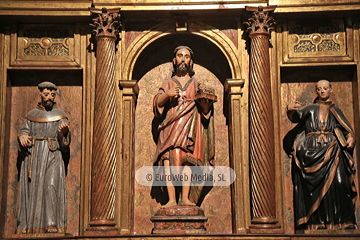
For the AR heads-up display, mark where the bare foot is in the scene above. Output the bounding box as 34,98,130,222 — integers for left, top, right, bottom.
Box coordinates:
45,226,58,233
181,198,196,206
161,200,177,208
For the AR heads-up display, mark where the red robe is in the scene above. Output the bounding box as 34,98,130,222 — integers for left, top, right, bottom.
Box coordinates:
152,77,215,205
153,77,214,166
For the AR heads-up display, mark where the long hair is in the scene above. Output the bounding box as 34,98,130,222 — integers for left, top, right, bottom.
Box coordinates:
171,46,195,77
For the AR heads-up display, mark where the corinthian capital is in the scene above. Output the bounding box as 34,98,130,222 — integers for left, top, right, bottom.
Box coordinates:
244,6,276,35
90,7,121,38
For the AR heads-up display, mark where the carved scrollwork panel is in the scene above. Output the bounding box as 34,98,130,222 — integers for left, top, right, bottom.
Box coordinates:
294,40,316,53
14,24,78,67
23,43,46,56
284,20,352,63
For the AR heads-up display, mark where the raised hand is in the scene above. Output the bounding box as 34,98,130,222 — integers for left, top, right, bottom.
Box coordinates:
287,101,302,111
167,85,180,98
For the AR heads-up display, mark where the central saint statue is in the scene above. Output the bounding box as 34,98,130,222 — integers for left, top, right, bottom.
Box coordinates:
152,46,216,208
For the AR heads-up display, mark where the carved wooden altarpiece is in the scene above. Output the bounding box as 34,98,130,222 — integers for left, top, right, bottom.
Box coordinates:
0,1,360,240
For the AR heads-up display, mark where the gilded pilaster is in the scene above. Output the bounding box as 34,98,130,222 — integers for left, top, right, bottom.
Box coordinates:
225,79,246,233
79,26,96,235
244,6,279,230
118,80,138,234
86,7,121,235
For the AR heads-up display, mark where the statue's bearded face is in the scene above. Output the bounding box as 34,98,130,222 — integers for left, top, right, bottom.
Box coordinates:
174,48,192,73
40,88,56,111
316,80,332,101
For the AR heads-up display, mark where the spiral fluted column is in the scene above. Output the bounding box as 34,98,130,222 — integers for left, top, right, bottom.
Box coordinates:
244,6,279,229
87,7,121,234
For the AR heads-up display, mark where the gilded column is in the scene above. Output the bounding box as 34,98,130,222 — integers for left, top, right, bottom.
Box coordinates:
244,6,279,229
87,7,121,234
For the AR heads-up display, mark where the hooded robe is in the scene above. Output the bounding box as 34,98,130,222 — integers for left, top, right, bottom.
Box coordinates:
16,103,70,234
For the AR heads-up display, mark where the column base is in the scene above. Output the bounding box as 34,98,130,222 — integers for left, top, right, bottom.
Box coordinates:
85,220,119,236
150,206,207,234
249,217,281,231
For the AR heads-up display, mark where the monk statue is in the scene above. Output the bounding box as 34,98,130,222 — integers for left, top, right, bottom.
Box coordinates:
286,80,357,230
152,46,216,208
16,81,70,234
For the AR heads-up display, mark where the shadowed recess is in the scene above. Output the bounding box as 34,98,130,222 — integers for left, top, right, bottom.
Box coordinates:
8,69,83,86
132,33,231,84
281,65,357,83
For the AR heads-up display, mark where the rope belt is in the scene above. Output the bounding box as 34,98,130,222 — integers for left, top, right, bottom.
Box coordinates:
307,131,334,143
28,137,58,179
178,98,193,103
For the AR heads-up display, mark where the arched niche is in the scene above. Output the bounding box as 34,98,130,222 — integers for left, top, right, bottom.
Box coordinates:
128,33,232,234
132,33,232,84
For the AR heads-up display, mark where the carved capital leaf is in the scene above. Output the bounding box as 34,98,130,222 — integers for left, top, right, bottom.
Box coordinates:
244,6,276,35
90,7,122,39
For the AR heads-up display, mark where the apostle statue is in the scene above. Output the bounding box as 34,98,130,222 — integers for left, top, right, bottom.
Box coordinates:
286,80,357,230
152,46,216,208
16,81,70,234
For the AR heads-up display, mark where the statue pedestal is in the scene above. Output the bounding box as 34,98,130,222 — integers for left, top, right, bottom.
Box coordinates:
150,206,207,234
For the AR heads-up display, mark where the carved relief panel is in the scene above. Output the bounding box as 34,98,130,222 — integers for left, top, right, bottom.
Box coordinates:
12,24,79,67
283,20,353,63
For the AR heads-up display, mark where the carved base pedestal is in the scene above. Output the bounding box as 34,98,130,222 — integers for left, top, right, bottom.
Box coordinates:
299,229,360,234
12,233,68,238
84,226,119,236
150,206,207,234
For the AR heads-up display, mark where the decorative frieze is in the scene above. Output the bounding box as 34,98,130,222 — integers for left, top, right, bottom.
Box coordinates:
15,24,77,67
284,20,352,63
